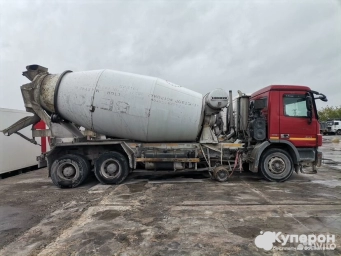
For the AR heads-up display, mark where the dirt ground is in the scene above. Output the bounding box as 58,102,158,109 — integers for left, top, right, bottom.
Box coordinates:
0,137,340,256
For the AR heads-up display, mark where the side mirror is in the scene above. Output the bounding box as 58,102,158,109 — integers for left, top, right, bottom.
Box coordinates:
306,95,313,124
311,90,328,102
306,95,313,111
307,110,312,124
319,95,328,102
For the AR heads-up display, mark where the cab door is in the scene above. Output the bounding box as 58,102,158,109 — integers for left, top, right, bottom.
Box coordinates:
279,91,317,147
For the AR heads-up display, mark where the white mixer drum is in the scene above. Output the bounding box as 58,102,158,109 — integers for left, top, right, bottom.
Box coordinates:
56,69,203,142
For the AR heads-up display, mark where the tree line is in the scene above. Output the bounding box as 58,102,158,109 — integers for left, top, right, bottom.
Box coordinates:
318,106,341,122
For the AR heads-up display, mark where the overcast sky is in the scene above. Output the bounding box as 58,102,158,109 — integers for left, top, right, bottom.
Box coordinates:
0,0,340,111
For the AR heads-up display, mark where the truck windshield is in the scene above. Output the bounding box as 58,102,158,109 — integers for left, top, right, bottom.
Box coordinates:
283,95,308,117
327,121,340,125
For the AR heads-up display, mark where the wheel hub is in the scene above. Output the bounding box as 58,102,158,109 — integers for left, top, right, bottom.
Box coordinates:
63,166,76,177
213,166,230,182
106,163,118,175
268,157,285,174
101,159,121,179
217,170,227,180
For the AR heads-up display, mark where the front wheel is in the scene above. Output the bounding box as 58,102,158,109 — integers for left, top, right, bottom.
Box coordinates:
260,148,293,182
336,130,341,135
94,152,129,184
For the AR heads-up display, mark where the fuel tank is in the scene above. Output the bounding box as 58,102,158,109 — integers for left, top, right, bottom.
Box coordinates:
34,68,204,142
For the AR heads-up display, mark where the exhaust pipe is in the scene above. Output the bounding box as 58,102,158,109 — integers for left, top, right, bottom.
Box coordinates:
229,90,234,131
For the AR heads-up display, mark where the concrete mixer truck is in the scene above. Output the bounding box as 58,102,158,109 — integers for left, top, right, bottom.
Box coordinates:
2,65,328,188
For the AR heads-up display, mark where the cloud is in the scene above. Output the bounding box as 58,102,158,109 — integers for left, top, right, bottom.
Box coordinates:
0,0,340,110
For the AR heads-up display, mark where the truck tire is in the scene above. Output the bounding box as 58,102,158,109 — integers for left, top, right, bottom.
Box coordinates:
213,166,231,182
260,148,293,182
337,130,341,135
51,154,90,188
94,152,129,185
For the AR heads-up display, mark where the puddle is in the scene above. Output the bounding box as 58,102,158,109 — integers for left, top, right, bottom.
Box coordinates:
16,178,48,183
320,137,341,170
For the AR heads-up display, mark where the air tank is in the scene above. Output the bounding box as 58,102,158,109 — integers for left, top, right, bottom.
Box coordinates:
28,67,204,142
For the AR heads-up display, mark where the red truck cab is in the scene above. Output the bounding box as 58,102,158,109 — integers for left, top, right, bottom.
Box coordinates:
251,85,322,147
249,85,325,178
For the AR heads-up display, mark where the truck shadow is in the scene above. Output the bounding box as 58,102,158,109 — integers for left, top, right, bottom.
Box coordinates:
82,170,267,186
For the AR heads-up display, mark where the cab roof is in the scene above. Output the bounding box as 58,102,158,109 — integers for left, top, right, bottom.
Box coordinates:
251,85,311,98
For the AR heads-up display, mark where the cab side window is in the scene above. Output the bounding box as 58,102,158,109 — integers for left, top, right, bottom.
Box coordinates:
283,95,308,117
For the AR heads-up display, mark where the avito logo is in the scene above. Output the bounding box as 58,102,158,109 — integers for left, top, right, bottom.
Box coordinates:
254,231,277,251
254,231,336,251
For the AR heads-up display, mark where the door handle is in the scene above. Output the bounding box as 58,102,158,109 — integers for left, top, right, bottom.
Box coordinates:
281,134,290,139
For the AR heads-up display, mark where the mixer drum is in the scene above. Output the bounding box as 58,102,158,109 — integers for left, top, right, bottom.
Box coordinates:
55,70,204,142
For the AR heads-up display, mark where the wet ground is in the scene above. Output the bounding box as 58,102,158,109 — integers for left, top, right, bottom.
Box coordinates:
320,135,341,171
0,137,340,256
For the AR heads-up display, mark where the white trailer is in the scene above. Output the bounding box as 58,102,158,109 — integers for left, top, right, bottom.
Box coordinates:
0,108,47,174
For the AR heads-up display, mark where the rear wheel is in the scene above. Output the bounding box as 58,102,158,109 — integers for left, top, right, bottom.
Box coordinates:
260,148,293,182
94,152,129,184
51,154,90,188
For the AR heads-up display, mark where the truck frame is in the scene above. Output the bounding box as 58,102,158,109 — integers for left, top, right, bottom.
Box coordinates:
2,65,328,188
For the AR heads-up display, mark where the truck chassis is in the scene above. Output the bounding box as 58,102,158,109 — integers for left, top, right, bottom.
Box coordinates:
41,138,321,188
